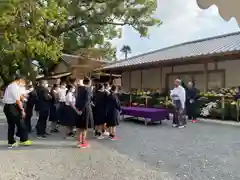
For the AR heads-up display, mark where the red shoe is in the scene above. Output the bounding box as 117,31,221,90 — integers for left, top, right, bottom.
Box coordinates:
192,120,197,123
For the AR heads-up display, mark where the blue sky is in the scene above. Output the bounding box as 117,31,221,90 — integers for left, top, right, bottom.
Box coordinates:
113,0,240,59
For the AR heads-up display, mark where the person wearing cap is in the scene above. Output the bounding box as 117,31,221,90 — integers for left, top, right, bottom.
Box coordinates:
3,77,32,148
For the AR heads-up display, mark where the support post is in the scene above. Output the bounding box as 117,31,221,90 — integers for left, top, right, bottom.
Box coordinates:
204,63,208,92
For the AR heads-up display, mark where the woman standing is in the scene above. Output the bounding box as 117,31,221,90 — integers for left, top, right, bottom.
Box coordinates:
62,85,78,139
106,85,121,140
75,77,93,148
94,84,107,139
49,84,60,133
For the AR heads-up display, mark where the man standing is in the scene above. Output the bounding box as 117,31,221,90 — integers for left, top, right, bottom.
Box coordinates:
35,80,52,138
170,79,186,128
186,81,199,123
3,77,32,148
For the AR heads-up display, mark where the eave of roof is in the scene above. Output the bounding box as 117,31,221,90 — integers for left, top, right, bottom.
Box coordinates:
102,31,240,71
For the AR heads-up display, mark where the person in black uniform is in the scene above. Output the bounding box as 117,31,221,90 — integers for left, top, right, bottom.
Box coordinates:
76,77,93,148
106,85,121,140
93,83,107,139
35,80,52,138
49,84,60,133
186,81,199,123
24,85,37,133
34,81,41,116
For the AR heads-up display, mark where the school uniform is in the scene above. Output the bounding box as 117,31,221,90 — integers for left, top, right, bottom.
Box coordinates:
61,92,76,127
35,86,52,136
49,90,59,123
94,90,107,126
75,86,93,130
24,89,37,132
57,87,67,124
3,82,28,145
186,87,199,120
106,92,121,127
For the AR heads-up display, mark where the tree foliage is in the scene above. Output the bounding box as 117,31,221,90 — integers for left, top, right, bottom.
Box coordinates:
57,0,160,60
0,0,67,83
0,0,160,85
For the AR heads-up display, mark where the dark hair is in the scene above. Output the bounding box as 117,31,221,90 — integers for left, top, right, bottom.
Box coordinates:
98,83,104,90
66,84,73,95
111,85,117,92
69,77,76,84
60,81,66,86
103,83,109,88
83,77,90,85
14,75,25,81
53,84,58,89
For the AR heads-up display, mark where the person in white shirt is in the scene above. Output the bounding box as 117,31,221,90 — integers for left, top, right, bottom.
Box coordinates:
61,85,79,139
170,79,186,128
3,77,32,148
57,81,67,127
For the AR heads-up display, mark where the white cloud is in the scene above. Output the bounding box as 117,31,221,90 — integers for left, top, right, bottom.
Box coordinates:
113,0,240,59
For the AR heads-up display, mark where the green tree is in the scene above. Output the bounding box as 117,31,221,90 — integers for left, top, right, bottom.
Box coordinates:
0,0,67,84
57,0,161,60
120,45,132,59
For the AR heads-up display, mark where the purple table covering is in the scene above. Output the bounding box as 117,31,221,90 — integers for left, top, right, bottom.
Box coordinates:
121,107,169,121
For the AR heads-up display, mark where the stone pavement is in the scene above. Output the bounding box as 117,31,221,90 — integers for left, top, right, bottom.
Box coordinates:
0,107,240,180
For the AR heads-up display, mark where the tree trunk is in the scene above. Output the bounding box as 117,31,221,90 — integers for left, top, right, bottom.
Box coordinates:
125,52,128,60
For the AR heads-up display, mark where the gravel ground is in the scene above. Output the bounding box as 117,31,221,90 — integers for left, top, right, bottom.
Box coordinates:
0,108,240,180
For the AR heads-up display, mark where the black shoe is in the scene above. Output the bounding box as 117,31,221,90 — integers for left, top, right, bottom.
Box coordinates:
50,129,60,133
37,135,47,139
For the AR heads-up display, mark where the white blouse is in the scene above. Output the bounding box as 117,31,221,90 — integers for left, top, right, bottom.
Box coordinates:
65,92,76,106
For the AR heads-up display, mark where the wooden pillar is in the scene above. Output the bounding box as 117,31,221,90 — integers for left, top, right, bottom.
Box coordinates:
204,63,208,92
109,72,113,84
160,67,162,91
129,71,132,92
214,61,218,70
140,70,143,90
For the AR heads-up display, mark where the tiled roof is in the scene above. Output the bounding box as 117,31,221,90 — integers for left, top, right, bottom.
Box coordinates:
102,31,240,70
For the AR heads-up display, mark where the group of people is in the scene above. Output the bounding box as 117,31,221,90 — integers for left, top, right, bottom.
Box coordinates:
3,76,121,148
170,78,199,128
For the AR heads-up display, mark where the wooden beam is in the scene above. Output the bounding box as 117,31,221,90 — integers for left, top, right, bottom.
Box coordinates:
129,71,132,92
214,61,218,70
140,70,143,90
204,63,208,92
160,67,162,91
71,65,90,68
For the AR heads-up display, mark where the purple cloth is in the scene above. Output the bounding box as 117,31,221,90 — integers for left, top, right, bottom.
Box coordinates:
121,107,169,121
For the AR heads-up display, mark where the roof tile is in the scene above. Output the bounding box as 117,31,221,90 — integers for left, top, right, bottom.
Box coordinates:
103,31,240,70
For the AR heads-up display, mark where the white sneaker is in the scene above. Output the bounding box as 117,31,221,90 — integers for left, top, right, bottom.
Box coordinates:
178,125,185,129
14,135,20,140
103,131,109,136
8,142,19,148
97,135,104,140
172,124,177,128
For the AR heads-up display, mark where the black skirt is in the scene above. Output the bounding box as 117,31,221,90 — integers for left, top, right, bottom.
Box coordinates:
76,105,93,129
106,110,120,127
59,105,76,127
94,108,106,126
49,104,59,122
